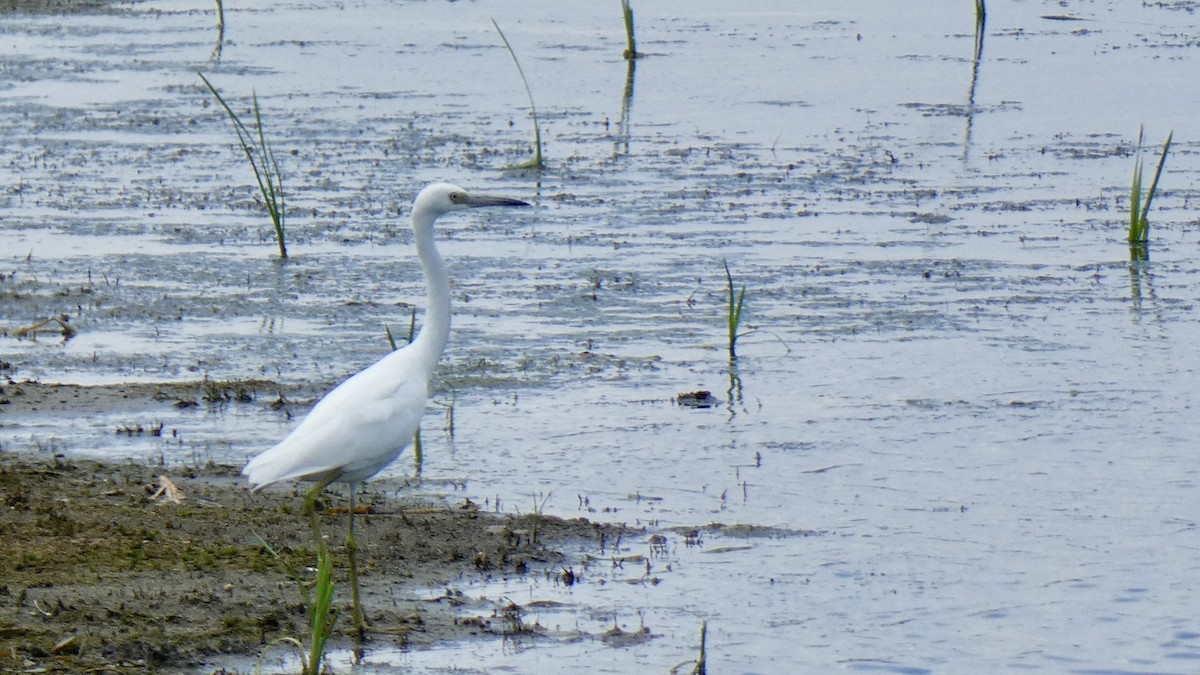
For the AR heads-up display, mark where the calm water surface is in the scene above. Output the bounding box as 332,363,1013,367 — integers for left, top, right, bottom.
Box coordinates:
3,1,1200,672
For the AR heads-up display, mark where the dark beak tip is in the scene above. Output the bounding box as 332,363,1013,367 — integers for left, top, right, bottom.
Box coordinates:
469,196,531,208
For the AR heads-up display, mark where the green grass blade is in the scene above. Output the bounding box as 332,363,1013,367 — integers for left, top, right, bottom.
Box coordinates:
621,0,639,59
723,260,746,358
1128,125,1145,244
198,72,288,259
250,93,287,258
692,620,708,674
305,546,338,675
1129,161,1143,243
1139,130,1172,226
491,19,544,170
1127,127,1171,248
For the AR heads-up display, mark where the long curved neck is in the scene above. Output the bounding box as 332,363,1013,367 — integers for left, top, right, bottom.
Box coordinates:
409,209,450,375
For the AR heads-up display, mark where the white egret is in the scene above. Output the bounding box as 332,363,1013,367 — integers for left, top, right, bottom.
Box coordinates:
243,182,530,637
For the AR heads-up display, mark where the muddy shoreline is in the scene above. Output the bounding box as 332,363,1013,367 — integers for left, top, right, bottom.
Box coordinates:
0,442,631,673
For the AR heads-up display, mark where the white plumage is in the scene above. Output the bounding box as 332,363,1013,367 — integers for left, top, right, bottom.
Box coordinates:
243,182,529,491
240,182,529,637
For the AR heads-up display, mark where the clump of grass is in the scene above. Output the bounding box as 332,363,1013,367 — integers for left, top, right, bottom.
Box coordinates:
723,260,748,358
621,0,642,59
303,546,338,674
1128,125,1172,255
253,537,337,675
491,19,544,170
198,72,288,259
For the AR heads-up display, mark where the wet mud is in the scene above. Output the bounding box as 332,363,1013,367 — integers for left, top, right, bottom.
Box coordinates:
0,447,628,673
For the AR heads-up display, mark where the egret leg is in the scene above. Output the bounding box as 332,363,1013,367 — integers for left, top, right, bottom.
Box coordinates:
346,483,367,639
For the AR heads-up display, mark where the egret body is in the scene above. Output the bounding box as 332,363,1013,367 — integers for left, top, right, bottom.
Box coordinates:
242,182,529,636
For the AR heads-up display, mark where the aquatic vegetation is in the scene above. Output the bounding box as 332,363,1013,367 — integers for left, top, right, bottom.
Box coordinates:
253,537,337,675
972,0,986,60
198,72,288,259
621,0,641,59
491,19,544,170
211,0,225,60
441,386,457,437
690,620,708,674
1128,126,1172,257
723,260,748,358
304,543,338,674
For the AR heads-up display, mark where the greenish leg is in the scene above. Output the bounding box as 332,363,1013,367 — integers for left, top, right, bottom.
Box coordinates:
346,483,367,639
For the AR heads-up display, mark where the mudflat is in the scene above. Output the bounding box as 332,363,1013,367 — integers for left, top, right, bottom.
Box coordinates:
0,446,621,673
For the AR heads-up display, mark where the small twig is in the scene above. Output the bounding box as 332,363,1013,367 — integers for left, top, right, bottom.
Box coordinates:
150,476,186,505
10,316,76,340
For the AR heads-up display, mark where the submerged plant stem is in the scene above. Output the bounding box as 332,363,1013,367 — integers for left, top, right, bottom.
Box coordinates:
1128,125,1172,256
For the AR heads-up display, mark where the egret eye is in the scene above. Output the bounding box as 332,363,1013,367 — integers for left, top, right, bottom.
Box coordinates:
449,191,466,204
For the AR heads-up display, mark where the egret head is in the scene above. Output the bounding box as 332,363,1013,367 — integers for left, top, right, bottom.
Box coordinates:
415,182,530,217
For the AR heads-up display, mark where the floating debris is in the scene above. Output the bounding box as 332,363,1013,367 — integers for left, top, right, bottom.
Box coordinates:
6,315,76,341
675,390,718,408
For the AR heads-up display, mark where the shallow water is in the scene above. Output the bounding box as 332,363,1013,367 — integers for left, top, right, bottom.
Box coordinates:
4,0,1200,672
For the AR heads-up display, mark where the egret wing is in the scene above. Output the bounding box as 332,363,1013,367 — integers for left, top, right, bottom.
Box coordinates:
243,349,430,488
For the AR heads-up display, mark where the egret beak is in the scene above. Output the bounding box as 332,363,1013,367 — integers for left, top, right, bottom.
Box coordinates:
464,194,530,208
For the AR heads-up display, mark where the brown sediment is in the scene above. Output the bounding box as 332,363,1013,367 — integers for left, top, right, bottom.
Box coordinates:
0,452,624,673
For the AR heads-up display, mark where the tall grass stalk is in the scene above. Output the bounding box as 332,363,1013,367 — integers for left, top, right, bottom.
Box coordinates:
211,0,225,61
198,72,287,259
621,0,641,59
491,19,544,170
252,535,336,675
972,0,986,61
1129,126,1172,252
442,386,456,437
723,260,747,358
691,620,708,674
304,545,338,675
